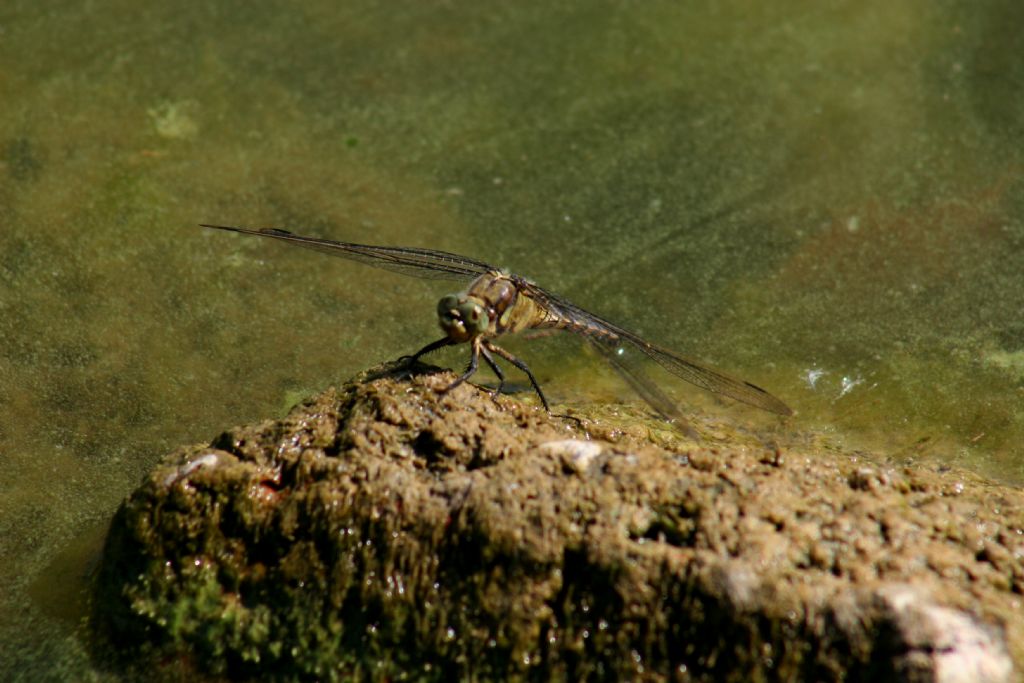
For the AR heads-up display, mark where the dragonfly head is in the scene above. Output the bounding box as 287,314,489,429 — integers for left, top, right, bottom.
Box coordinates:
437,293,489,342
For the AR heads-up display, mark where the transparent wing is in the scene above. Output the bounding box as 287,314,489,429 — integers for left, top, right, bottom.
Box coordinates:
201,224,494,281
588,338,699,437
520,281,793,416
587,338,685,422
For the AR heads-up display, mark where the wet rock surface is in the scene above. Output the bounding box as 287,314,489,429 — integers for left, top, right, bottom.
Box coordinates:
93,363,1021,682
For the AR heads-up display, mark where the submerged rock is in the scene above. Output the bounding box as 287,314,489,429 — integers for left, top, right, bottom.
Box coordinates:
93,362,1021,681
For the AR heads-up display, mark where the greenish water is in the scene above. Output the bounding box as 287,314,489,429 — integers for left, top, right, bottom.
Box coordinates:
1,1,1021,678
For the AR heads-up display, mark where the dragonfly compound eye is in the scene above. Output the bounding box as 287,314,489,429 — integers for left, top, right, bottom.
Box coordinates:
459,301,489,334
437,294,460,320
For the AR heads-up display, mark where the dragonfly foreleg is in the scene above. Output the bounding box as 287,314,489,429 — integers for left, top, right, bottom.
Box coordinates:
479,344,506,400
484,340,550,411
399,337,455,364
442,337,482,395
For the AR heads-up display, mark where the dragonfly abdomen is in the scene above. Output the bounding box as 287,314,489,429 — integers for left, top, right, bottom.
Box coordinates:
529,309,622,344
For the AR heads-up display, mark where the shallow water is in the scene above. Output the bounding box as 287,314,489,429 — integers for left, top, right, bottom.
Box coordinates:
1,0,1022,678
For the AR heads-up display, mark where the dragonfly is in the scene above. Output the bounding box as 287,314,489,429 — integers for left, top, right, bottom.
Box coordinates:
201,224,793,420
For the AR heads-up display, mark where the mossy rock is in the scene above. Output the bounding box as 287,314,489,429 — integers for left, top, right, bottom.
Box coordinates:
92,363,1019,681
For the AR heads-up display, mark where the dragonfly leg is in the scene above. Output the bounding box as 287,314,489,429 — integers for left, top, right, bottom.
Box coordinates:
442,337,481,395
484,340,550,411
479,344,506,401
399,337,454,364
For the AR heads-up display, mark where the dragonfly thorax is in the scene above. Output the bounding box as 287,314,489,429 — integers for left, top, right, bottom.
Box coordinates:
437,293,489,342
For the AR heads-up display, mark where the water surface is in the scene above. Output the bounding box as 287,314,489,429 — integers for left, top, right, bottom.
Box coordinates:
1,1,1022,678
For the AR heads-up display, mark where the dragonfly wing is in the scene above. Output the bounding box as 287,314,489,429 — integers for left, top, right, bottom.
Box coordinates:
520,281,793,416
587,338,684,422
589,338,700,437
201,224,493,281
623,334,793,415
